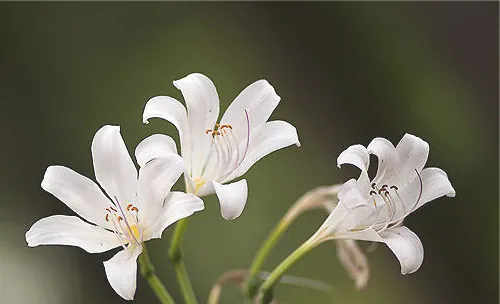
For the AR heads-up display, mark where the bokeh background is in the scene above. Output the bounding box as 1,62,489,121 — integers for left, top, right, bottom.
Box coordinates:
0,2,497,304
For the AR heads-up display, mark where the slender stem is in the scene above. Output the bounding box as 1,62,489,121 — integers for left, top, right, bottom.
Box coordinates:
245,185,341,299
169,217,190,262
169,217,198,304
207,269,248,304
174,260,199,304
139,244,176,304
245,217,292,298
258,240,316,304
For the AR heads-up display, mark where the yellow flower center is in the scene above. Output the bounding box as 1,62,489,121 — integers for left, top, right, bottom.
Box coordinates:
194,177,206,194
127,224,141,241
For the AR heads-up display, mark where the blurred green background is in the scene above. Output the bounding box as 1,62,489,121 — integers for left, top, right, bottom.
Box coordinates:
0,2,497,304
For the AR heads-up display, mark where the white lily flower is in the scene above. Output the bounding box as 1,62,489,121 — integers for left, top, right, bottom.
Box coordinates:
312,134,455,274
141,73,300,220
25,125,204,300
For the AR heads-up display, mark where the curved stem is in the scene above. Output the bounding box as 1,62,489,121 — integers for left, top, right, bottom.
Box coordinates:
139,244,176,304
208,269,248,304
258,240,316,304
244,185,341,299
245,216,293,297
169,217,198,304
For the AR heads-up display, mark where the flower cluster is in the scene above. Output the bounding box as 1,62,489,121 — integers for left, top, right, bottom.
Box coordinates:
25,73,454,302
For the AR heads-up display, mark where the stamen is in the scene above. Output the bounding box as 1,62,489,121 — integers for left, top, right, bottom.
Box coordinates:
113,197,141,245
200,110,250,182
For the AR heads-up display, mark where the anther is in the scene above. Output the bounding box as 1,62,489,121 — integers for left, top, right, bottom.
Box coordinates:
369,190,377,195
205,129,212,134
382,184,388,189
117,216,123,221
371,183,377,189
110,206,118,212
106,208,111,213
105,214,109,221
390,185,398,190
126,203,133,211
131,207,139,212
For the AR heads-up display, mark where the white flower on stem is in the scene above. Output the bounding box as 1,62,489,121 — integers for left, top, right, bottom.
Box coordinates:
141,73,300,220
312,134,455,274
25,125,204,300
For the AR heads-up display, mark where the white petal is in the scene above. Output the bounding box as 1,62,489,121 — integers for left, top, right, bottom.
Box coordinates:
320,203,351,236
137,155,185,225
212,179,248,220
173,73,220,177
367,137,398,184
41,166,111,227
379,226,424,274
225,121,300,182
338,179,368,210
339,226,424,275
135,134,178,167
142,96,189,163
220,79,280,142
395,134,429,183
419,167,456,201
335,181,373,231
91,125,138,208
26,215,120,253
337,144,370,172
104,245,142,300
396,167,455,216
146,192,204,240
143,96,188,137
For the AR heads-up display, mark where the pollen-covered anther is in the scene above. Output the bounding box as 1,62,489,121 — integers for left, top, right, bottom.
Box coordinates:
206,123,232,137
131,207,139,212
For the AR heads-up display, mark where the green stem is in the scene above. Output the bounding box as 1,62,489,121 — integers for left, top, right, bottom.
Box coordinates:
245,185,341,299
139,244,176,304
169,218,198,304
258,240,316,304
245,217,293,298
174,260,198,304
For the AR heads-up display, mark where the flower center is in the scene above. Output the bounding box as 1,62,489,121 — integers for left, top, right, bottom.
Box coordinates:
105,202,142,247
127,224,141,241
367,169,423,231
199,110,250,182
193,177,206,194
